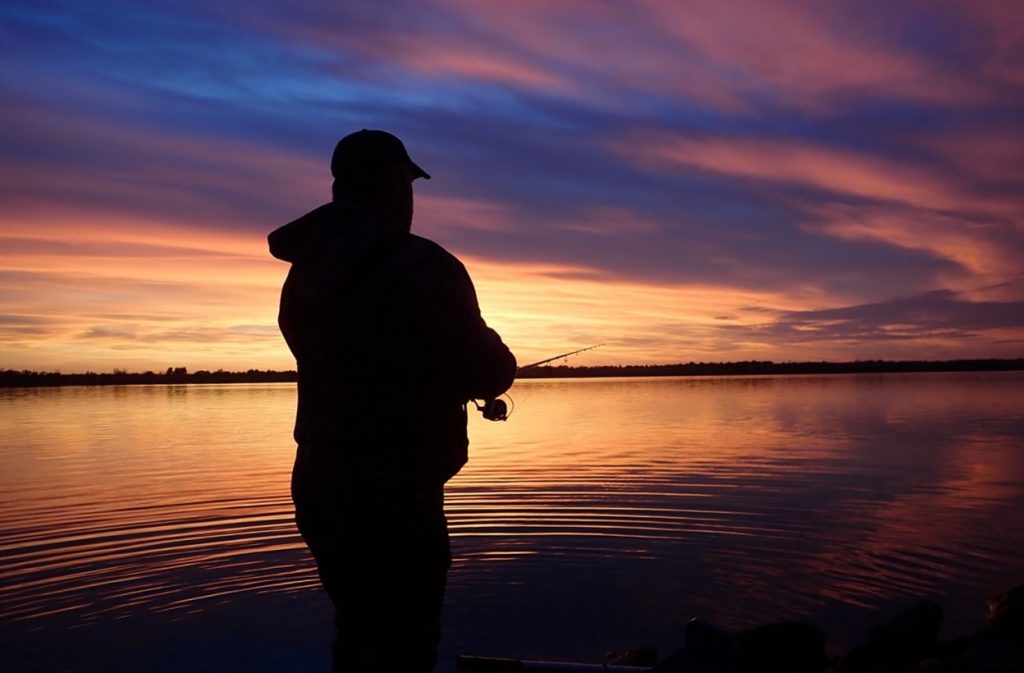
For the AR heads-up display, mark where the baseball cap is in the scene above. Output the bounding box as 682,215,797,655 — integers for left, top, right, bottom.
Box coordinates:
330,129,431,181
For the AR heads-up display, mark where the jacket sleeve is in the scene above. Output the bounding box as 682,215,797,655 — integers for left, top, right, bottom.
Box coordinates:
437,260,517,401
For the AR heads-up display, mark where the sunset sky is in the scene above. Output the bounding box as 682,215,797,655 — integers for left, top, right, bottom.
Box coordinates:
2,0,1023,372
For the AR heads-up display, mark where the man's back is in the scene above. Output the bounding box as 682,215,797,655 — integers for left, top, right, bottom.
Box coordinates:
270,199,516,485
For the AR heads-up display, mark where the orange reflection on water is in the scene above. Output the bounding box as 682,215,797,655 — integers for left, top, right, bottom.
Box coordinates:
1,374,1023,659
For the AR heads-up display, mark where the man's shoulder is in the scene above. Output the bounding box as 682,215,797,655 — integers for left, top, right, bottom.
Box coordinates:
403,234,469,277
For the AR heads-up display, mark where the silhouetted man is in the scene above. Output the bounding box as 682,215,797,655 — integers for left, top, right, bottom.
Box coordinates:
269,130,516,673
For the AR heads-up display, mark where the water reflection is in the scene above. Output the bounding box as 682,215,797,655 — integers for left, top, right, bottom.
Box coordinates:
1,374,1023,670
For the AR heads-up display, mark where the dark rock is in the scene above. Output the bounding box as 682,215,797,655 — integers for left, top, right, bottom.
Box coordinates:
652,619,742,673
839,600,943,672
931,632,981,667
837,646,902,673
874,599,943,650
870,600,943,662
987,585,1024,628
736,621,827,673
917,656,965,672
609,646,658,666
961,623,1024,672
686,617,739,656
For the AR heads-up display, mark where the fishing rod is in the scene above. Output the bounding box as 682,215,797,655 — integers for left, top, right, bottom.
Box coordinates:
516,343,605,372
476,344,603,421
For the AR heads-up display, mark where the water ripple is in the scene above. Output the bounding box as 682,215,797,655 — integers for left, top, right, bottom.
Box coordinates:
2,376,1023,652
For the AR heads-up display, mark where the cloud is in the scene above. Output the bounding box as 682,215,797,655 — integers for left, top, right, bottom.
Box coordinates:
0,96,327,230
919,126,1024,191
635,0,995,109
1,0,1023,369
969,0,1024,88
715,290,1024,357
74,323,282,345
807,204,1024,281
78,325,138,340
612,132,1000,216
0,314,66,339
257,0,999,112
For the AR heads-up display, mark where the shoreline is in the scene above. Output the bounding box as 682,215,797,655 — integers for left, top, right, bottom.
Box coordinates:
2,359,1022,388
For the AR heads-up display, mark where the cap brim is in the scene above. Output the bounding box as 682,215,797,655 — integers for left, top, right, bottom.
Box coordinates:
410,160,431,180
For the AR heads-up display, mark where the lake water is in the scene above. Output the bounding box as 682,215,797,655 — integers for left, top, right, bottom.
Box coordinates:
2,373,1023,672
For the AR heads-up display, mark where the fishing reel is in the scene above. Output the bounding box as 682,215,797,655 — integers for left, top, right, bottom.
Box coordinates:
469,344,602,423
474,397,509,422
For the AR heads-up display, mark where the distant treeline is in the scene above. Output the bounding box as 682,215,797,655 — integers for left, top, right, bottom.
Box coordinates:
517,358,1024,379
0,367,296,388
2,359,1023,388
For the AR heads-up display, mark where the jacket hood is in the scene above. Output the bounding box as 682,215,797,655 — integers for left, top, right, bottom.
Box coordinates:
268,203,336,264
268,201,406,267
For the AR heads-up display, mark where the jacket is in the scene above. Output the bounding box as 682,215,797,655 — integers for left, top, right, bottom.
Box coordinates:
269,200,517,486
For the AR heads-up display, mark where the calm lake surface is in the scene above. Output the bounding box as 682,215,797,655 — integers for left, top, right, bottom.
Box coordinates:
2,373,1023,672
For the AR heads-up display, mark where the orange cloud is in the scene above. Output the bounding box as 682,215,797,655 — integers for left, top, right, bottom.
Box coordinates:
0,209,287,371
460,254,826,368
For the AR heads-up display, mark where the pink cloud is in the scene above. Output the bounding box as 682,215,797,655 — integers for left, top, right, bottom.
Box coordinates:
425,0,995,111
229,0,995,113
559,206,665,237
613,131,1009,216
415,194,518,236
0,99,326,230
635,0,992,108
968,0,1024,88
805,204,1023,282
919,127,1024,187
382,37,572,91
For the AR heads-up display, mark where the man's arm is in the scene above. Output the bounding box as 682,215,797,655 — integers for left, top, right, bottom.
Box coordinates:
439,260,517,402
